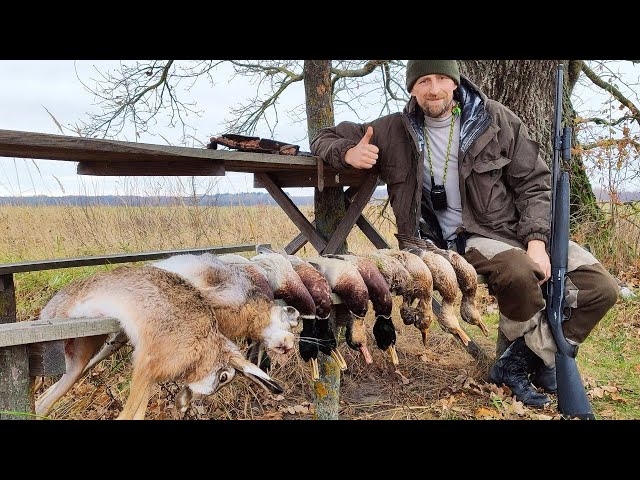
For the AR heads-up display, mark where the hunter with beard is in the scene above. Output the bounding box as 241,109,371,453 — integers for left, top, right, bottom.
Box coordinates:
310,60,618,408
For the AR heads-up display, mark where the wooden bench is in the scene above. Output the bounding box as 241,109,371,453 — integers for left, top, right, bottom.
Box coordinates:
0,243,260,419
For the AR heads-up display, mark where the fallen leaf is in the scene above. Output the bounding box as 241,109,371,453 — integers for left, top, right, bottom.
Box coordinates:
293,405,309,414
589,387,604,398
259,411,284,420
601,385,618,393
599,409,615,418
534,413,554,420
273,394,285,401
487,383,507,397
440,396,456,411
287,406,296,414
610,393,627,403
511,400,526,416
475,407,499,419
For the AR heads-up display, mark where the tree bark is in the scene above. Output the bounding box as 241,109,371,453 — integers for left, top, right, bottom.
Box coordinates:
303,60,344,420
459,60,600,223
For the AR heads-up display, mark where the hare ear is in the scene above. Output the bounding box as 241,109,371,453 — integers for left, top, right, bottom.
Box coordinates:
229,354,284,394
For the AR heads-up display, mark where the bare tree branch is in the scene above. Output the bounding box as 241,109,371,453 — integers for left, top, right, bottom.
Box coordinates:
224,61,304,136
74,60,225,142
383,63,409,102
330,60,388,92
575,115,637,126
575,138,640,151
580,60,640,126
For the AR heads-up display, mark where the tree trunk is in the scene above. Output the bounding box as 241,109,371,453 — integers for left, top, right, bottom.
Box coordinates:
459,60,600,224
303,60,344,420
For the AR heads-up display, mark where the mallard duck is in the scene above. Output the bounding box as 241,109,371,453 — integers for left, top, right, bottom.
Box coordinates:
393,235,471,346
375,249,436,348
395,234,488,336
306,255,373,364
324,253,398,365
285,252,347,376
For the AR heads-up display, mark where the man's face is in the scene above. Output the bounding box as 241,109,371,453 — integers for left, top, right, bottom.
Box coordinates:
410,74,458,118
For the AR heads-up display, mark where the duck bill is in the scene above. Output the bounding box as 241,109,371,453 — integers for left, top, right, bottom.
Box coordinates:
386,345,399,365
454,328,471,346
360,345,373,364
309,358,320,380
478,321,489,337
330,349,348,371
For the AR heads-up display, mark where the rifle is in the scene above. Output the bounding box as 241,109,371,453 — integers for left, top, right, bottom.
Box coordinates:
546,64,595,419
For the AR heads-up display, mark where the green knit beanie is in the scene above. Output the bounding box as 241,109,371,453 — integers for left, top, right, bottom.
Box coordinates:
405,60,460,92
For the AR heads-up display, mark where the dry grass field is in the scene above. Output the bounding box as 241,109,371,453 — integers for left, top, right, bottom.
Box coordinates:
1,199,638,420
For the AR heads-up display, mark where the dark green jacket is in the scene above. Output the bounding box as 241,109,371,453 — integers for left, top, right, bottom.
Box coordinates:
310,76,551,249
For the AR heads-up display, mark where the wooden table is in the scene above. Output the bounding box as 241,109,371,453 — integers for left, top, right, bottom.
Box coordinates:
0,129,389,254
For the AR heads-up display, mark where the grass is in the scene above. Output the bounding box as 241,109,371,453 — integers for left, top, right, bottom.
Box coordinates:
1,200,638,420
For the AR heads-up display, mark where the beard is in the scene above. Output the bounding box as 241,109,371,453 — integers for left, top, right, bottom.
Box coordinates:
421,97,454,118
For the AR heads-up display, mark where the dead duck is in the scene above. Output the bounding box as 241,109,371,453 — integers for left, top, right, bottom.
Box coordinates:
324,253,398,366
393,235,471,347
374,249,436,348
306,255,373,364
284,253,347,375
396,233,488,337
250,245,347,377
362,250,421,328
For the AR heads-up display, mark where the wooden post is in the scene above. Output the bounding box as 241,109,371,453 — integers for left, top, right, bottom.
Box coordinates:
304,59,345,420
0,274,33,420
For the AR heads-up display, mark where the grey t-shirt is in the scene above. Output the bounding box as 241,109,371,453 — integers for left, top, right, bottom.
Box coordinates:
422,112,462,241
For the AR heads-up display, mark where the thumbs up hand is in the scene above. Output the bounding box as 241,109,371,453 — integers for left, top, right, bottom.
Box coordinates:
345,126,379,169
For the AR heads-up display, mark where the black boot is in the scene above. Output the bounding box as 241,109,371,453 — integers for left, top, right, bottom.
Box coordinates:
531,363,557,394
488,337,551,408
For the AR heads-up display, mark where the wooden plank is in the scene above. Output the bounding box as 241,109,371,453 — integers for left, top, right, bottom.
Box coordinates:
285,198,390,252
253,169,364,188
343,186,390,249
255,173,328,253
28,341,66,376
285,221,316,254
0,317,121,348
78,159,224,176
323,174,379,254
0,274,32,419
0,244,259,275
317,156,324,192
0,129,319,171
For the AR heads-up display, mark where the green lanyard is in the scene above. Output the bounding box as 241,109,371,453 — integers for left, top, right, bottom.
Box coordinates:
423,112,456,187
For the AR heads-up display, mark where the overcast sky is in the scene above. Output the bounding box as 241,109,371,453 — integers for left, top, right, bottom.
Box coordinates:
1,60,637,197
0,60,318,197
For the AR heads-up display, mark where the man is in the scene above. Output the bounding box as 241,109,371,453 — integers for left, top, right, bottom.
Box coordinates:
310,60,619,407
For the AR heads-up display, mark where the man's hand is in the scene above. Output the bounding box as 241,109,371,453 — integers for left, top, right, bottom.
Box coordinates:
345,126,379,169
527,239,551,285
